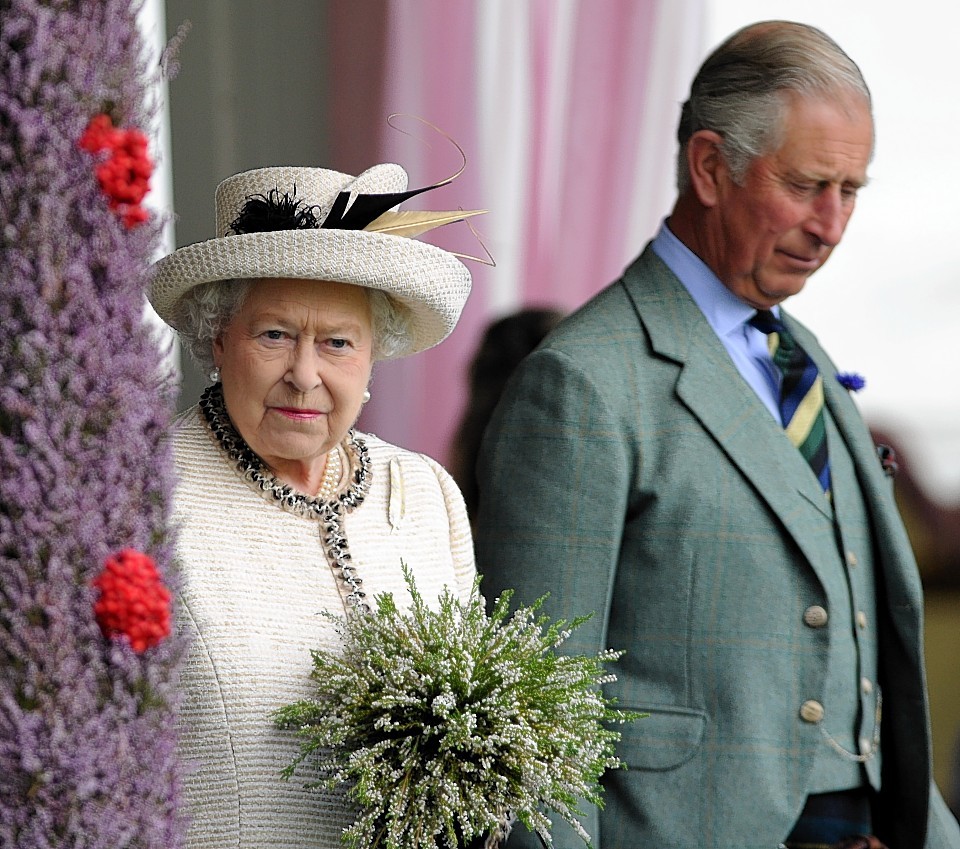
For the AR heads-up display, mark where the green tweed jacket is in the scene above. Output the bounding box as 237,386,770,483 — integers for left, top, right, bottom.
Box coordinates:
475,247,960,849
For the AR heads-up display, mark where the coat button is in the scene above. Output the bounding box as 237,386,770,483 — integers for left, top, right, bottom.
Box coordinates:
856,611,868,630
803,605,829,628
861,677,874,695
859,737,873,756
800,700,825,723
846,550,858,568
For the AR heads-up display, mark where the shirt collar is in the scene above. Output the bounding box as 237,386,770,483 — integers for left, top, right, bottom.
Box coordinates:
651,220,772,336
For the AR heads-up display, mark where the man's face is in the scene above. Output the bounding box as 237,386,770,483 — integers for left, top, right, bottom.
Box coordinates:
710,93,873,309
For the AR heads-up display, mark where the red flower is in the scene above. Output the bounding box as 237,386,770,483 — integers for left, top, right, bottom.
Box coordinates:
93,549,171,653
78,113,122,153
79,114,154,229
120,204,150,229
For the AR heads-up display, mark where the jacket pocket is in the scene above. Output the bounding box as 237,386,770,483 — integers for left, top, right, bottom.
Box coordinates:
617,705,706,771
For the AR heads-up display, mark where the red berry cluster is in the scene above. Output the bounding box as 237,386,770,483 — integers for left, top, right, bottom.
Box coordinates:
79,114,153,229
93,549,172,654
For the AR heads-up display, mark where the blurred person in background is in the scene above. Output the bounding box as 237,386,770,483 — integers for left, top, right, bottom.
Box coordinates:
450,307,564,524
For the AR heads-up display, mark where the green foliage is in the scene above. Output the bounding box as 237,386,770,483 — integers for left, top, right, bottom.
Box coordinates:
275,564,641,849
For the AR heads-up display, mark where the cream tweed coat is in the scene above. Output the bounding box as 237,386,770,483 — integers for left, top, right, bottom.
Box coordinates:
172,408,476,848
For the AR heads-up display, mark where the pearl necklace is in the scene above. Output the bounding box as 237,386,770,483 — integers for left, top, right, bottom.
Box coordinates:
199,383,372,612
318,444,342,501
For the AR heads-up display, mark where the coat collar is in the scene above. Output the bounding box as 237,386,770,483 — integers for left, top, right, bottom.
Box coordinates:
622,248,835,567
620,246,921,608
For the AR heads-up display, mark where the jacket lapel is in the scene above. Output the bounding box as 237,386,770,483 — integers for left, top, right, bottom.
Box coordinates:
621,249,836,568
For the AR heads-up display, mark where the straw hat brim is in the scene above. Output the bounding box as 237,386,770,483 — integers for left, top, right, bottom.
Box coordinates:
150,228,471,357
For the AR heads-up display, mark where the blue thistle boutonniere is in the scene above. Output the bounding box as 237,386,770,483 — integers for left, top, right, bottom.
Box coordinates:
836,372,866,392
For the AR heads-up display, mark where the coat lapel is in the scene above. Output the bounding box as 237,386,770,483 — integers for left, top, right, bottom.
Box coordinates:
621,249,836,570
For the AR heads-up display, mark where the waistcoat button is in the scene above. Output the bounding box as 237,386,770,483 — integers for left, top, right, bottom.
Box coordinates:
799,700,825,723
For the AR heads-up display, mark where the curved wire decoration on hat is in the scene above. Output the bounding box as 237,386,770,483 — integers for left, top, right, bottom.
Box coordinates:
225,116,490,256
322,115,493,267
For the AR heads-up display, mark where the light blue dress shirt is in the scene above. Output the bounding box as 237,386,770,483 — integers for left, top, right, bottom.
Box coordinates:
651,221,782,422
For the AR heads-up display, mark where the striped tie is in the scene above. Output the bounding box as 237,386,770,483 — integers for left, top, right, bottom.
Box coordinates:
749,310,831,492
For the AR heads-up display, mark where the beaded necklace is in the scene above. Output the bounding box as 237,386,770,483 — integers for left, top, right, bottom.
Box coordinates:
199,383,373,612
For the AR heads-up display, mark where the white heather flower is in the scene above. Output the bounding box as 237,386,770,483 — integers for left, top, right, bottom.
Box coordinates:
274,564,642,849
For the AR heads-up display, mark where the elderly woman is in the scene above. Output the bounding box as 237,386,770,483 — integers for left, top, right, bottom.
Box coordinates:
149,163,478,848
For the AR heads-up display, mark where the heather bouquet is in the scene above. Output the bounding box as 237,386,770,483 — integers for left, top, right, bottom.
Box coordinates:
276,566,638,849
0,2,185,847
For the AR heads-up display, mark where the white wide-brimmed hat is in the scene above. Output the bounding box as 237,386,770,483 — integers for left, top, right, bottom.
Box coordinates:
150,163,480,356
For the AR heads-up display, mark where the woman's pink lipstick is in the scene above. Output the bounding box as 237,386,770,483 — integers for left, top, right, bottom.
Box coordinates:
272,407,323,421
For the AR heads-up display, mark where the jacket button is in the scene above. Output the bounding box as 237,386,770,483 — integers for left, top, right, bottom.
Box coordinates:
800,700,825,723
803,605,829,627
846,550,858,568
861,677,874,695
856,611,868,630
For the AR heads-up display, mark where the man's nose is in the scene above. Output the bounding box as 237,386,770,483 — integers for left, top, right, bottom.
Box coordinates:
807,188,848,247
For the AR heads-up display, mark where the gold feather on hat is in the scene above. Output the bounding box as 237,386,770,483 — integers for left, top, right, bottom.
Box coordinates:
364,209,487,239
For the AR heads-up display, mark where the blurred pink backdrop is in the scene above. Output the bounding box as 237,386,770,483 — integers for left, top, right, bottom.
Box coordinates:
328,0,706,466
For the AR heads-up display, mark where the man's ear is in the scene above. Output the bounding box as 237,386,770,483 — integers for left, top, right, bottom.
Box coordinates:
685,130,726,207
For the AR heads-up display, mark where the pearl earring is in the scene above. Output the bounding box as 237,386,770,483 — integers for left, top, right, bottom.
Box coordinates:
209,366,221,383
362,389,371,404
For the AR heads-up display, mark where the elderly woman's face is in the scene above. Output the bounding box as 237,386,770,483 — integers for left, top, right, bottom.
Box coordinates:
213,277,374,488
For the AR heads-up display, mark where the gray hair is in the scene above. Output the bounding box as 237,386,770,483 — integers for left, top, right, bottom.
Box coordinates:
173,279,414,372
676,20,873,194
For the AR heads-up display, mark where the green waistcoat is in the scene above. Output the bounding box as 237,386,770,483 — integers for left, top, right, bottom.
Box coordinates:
805,409,881,793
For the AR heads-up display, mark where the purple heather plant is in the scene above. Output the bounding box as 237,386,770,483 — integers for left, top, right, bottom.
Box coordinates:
0,2,186,848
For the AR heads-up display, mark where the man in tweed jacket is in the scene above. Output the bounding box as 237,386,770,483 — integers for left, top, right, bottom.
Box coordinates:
475,21,960,849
